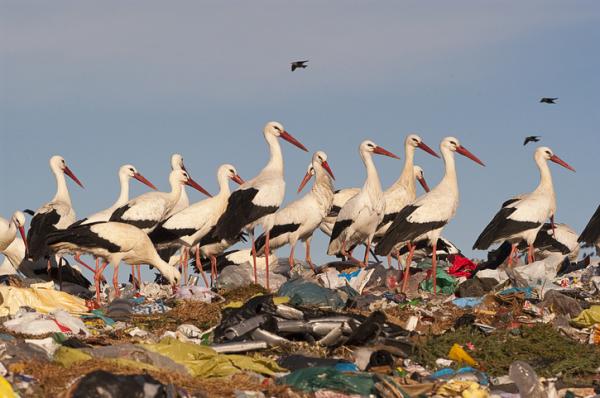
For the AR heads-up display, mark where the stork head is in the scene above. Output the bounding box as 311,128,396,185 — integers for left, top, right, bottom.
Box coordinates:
413,165,430,192
171,153,186,172
360,140,400,159
219,164,244,185
441,137,485,166
264,121,308,152
313,150,335,180
170,169,211,197
407,134,440,158
120,164,157,190
536,146,575,172
11,210,27,254
50,155,84,187
297,163,316,193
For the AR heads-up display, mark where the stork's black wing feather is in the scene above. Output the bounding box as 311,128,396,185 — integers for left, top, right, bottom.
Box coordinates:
109,204,158,230
329,219,353,243
531,223,571,254
327,205,342,218
578,204,600,247
213,188,278,241
27,210,61,260
473,206,540,250
375,205,447,256
46,222,121,253
255,223,301,253
149,220,197,245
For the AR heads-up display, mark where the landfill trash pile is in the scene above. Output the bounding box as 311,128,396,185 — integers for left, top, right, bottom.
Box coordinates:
0,252,599,398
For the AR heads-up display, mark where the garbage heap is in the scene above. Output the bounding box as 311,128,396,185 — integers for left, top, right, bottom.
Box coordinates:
0,252,599,397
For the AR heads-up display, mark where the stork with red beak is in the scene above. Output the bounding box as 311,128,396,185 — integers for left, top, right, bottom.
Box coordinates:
166,153,189,218
327,140,399,264
473,146,575,265
376,137,485,294
0,211,27,254
27,155,84,263
213,121,308,290
150,164,244,285
255,151,335,272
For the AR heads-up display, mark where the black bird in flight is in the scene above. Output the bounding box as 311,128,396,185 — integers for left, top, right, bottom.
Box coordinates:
523,136,541,146
291,60,308,72
540,97,558,104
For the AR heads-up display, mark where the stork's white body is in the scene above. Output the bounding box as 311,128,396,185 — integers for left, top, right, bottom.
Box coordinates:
47,222,180,283
319,188,359,237
327,141,390,256
0,237,25,275
0,214,19,252
257,151,335,256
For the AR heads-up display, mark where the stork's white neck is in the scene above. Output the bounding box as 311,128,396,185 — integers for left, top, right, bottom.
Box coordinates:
311,165,335,208
216,172,232,197
390,143,416,197
115,173,130,207
534,155,554,193
361,150,382,195
51,166,72,205
179,186,189,204
263,133,284,176
167,179,184,205
438,146,459,194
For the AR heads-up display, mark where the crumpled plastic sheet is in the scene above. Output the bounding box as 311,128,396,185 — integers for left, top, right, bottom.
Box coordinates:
317,267,374,294
0,284,88,316
3,310,89,336
175,285,221,303
277,367,376,395
278,278,346,310
419,268,457,295
452,297,484,308
571,305,600,328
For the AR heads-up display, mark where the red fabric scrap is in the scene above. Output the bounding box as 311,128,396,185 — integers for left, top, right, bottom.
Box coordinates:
448,254,477,278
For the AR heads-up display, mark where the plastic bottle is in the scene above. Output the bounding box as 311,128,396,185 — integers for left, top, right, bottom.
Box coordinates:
509,361,545,398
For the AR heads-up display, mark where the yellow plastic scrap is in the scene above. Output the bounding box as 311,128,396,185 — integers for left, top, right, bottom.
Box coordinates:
224,295,290,309
54,346,92,367
0,285,89,316
436,380,490,398
141,337,285,378
571,305,600,328
0,375,17,398
448,343,478,367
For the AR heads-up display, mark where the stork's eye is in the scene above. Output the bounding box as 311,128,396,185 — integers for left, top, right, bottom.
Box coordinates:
229,169,235,174
545,150,551,156
367,143,374,148
273,125,281,131
129,168,135,172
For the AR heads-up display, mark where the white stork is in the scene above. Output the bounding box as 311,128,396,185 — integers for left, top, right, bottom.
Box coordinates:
254,151,335,272
473,146,574,265
47,222,181,303
150,164,244,285
166,153,189,218
109,169,210,233
376,137,485,294
319,165,429,238
212,121,308,290
522,222,579,262
1,211,26,253
27,155,84,266
578,205,600,252
327,140,399,265
69,164,156,279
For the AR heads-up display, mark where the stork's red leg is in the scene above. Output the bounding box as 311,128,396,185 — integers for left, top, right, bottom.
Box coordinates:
305,239,316,273
342,240,364,266
507,243,518,267
95,261,109,304
113,263,120,298
528,244,535,264
210,255,218,287
131,264,137,288
194,245,209,287
265,230,271,291
250,229,258,285
74,253,95,273
402,243,415,293
288,243,296,271
137,265,142,287
387,253,392,268
431,242,438,295
363,239,371,267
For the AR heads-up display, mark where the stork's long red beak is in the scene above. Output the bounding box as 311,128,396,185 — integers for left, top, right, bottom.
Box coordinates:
549,154,575,172
186,177,212,197
134,173,157,190
417,176,430,192
373,146,400,159
18,226,28,257
231,174,245,185
297,171,313,193
455,145,485,166
280,131,308,152
417,141,440,158
64,166,84,188
321,160,335,180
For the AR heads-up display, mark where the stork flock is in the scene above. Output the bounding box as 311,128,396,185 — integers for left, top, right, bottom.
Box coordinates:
1,121,599,302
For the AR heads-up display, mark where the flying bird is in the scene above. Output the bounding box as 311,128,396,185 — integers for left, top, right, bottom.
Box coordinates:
291,60,308,71
523,136,541,146
540,97,558,104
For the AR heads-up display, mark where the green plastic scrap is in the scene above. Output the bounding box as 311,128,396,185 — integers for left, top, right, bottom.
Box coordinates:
419,268,457,295
278,367,376,395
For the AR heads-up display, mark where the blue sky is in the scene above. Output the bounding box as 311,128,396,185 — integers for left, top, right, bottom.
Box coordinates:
1,1,599,279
